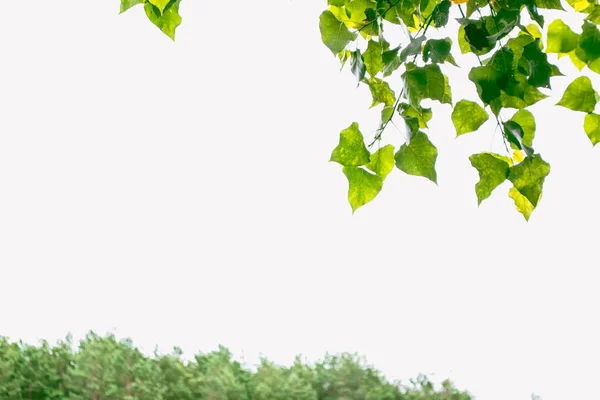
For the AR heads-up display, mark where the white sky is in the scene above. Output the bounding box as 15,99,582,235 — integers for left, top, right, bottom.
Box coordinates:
1,1,599,399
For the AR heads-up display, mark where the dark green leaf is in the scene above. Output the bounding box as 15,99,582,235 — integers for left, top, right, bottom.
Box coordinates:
556,76,599,113
522,39,553,88
400,36,426,62
452,100,489,136
464,22,493,51
394,131,438,183
579,21,600,61
342,167,383,212
432,0,451,28
350,50,366,83
320,10,357,54
382,47,402,76
330,122,371,167
423,38,454,64
469,66,504,104
402,64,452,109
584,113,600,145
469,153,512,204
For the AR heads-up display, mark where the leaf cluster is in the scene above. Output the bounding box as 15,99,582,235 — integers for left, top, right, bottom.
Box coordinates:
0,332,472,400
320,0,600,219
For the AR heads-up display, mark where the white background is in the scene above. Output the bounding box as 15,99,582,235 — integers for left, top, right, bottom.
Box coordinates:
1,1,599,399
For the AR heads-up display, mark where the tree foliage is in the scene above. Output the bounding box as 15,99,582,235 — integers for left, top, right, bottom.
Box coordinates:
120,0,600,220
0,332,472,400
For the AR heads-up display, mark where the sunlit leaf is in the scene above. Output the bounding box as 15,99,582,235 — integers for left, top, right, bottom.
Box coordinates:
320,10,357,54
144,0,182,40
120,0,145,13
584,113,600,145
394,131,438,183
451,100,489,136
469,153,512,205
547,19,579,53
331,122,371,167
342,167,383,212
556,76,599,113
366,145,395,179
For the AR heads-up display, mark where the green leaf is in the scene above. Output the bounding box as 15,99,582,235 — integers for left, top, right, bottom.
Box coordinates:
566,0,595,12
394,131,438,183
120,0,145,13
432,0,451,28
423,38,455,64
547,19,579,53
144,0,182,40
451,100,489,136
466,0,488,17
363,40,384,76
403,64,452,109
382,47,402,76
508,154,551,208
366,145,395,179
350,50,366,83
469,153,512,205
469,65,504,104
398,103,433,129
368,78,396,107
509,109,536,146
579,21,600,61
320,10,357,54
330,122,371,167
556,76,599,113
584,113,600,145
400,36,426,62
464,21,493,51
342,167,383,213
522,39,553,88
587,5,600,24
503,120,534,156
535,0,565,9
508,187,535,220
148,0,170,12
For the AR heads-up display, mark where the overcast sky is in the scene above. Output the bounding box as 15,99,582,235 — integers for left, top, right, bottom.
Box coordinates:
1,1,599,399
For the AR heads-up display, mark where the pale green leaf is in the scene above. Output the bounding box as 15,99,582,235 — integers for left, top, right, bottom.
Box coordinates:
394,131,438,183
451,100,489,136
508,154,551,208
509,109,536,146
368,78,395,108
584,113,600,145
508,187,535,221
366,145,395,179
330,122,371,167
144,0,181,40
148,0,170,12
547,19,579,53
363,40,384,77
120,0,145,13
342,167,383,213
320,10,357,55
556,76,599,113
469,153,512,205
